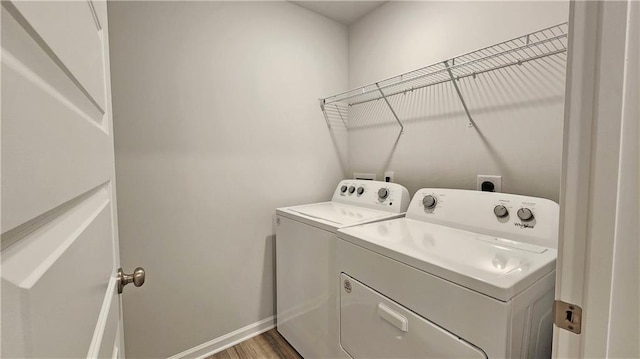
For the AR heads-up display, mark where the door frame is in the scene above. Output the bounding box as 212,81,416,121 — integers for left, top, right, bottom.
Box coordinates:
554,0,639,357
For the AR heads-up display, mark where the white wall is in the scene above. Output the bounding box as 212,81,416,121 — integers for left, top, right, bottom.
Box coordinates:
107,2,347,357
347,1,569,201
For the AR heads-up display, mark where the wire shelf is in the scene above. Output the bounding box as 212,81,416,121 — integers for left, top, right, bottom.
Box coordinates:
321,22,568,109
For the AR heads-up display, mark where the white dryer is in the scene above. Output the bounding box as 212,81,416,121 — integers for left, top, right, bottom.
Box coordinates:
336,189,559,358
276,180,410,359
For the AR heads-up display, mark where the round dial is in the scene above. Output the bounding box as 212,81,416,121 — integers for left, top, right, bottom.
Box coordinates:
340,185,348,193
348,186,356,194
378,188,389,200
493,205,509,218
517,208,534,221
357,187,365,195
423,195,437,209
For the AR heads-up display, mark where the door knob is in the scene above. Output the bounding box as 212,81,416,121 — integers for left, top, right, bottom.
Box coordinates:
117,267,145,294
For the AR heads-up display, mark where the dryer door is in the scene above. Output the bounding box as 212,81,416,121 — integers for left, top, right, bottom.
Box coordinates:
340,274,487,359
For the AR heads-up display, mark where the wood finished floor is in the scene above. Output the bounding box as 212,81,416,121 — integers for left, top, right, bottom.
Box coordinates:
208,329,302,359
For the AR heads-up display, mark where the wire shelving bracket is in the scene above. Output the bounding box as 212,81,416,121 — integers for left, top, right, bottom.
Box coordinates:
375,82,404,134
319,22,569,132
444,59,476,128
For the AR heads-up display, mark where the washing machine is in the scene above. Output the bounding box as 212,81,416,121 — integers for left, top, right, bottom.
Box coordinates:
336,188,559,358
276,179,410,359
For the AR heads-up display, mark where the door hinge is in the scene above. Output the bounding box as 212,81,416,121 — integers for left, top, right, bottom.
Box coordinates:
553,300,582,334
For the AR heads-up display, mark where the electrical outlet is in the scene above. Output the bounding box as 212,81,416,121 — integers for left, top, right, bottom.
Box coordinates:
384,171,394,183
477,175,502,192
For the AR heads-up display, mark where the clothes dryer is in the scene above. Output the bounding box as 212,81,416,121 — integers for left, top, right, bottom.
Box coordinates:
276,180,410,358
337,189,559,358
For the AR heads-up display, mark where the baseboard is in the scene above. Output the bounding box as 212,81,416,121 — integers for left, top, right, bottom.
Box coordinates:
167,316,276,359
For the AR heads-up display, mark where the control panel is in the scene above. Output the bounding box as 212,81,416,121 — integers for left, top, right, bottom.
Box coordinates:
406,189,559,248
333,179,410,214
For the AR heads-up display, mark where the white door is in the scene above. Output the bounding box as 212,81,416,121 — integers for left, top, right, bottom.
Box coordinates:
554,0,639,357
1,1,138,358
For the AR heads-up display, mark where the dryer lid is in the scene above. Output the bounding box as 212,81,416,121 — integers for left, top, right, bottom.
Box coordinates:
337,218,557,301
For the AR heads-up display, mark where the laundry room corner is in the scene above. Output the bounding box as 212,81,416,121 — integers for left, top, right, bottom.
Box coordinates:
106,2,348,357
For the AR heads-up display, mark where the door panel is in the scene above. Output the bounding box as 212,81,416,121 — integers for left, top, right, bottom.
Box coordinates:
1,5,104,127
1,4,111,232
11,0,106,111
2,187,114,357
1,1,123,358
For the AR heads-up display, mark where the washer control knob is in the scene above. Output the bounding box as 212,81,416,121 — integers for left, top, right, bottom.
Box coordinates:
340,185,348,193
493,205,509,218
517,208,534,222
378,188,389,200
357,187,365,195
348,186,356,194
423,195,437,209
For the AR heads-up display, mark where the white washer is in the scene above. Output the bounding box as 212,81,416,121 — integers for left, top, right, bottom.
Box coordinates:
276,180,410,359
337,189,559,358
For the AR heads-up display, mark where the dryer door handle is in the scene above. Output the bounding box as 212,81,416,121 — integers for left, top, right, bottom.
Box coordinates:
377,303,408,332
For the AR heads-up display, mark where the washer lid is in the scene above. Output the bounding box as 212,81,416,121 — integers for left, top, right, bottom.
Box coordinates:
337,218,557,301
277,202,401,231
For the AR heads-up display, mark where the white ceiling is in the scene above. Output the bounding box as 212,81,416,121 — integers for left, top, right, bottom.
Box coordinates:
291,1,387,26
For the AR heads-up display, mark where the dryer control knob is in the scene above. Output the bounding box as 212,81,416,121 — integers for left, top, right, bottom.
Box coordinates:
517,208,534,221
378,188,389,200
340,185,348,193
423,195,437,209
357,187,365,195
494,205,509,218
348,186,356,194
